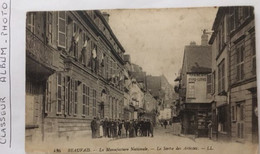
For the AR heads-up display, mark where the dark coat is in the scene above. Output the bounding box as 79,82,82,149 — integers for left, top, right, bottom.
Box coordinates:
91,119,97,131
124,122,130,130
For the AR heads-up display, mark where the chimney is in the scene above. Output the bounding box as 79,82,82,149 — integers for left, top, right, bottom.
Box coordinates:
102,12,110,23
190,41,196,46
201,30,209,46
124,54,131,63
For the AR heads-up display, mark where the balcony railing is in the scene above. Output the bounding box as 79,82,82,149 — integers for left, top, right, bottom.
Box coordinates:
26,29,55,69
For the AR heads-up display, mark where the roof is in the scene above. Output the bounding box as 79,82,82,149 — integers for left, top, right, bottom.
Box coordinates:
146,76,161,97
184,45,212,73
131,72,146,83
123,54,131,63
208,7,226,44
132,63,143,72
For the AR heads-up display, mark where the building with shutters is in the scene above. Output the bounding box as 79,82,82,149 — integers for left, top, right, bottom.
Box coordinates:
26,11,125,142
143,91,158,124
208,7,232,142
177,35,212,137
209,6,257,143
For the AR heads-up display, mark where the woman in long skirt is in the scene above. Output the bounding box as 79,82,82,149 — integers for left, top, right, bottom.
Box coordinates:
96,118,100,138
121,120,126,138
129,120,134,138
100,120,104,137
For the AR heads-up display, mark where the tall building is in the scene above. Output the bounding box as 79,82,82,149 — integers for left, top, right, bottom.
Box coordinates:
26,11,125,142
209,6,257,143
177,35,212,137
208,7,232,141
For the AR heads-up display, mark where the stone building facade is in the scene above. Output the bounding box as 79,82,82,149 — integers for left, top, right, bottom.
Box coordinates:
26,11,125,142
209,6,257,144
209,8,232,141
228,7,257,143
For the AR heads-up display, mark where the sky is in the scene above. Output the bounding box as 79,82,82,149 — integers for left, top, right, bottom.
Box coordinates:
105,7,218,85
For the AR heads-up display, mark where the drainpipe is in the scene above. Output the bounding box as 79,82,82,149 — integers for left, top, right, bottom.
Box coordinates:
41,12,47,142
227,7,232,140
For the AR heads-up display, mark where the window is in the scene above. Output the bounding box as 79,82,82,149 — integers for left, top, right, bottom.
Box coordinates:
66,16,73,52
212,71,216,94
105,56,109,79
251,33,256,75
231,106,236,121
27,13,35,33
109,96,112,118
86,86,90,116
73,22,79,58
58,11,66,48
74,80,78,115
93,89,97,116
57,73,62,114
218,22,225,53
218,60,225,93
187,82,195,98
207,74,212,94
47,12,53,44
82,85,90,116
101,53,105,76
232,101,245,121
229,7,251,32
112,60,116,84
236,101,245,139
238,7,250,24
115,99,118,119
110,58,113,79
229,7,235,31
236,42,245,81
238,7,244,23
82,84,87,116
111,97,114,119
64,76,69,115
68,78,74,115
236,102,245,121
45,77,52,113
243,7,250,19
119,100,123,118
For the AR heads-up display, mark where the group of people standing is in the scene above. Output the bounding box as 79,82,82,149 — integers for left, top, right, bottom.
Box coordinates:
91,117,154,139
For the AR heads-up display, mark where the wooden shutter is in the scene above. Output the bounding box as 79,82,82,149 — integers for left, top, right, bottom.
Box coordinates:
87,86,90,116
82,84,86,116
61,76,65,114
58,11,66,48
74,80,78,115
47,12,53,44
45,77,51,113
206,74,212,94
70,79,74,115
68,78,73,115
64,76,68,115
57,73,62,114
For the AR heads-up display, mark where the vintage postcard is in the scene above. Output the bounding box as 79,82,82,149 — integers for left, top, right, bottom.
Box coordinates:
25,7,258,154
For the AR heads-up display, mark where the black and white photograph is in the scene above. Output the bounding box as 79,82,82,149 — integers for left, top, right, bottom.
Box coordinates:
25,7,258,154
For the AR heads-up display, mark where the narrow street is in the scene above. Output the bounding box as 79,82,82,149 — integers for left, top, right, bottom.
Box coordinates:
29,125,258,154
24,8,258,154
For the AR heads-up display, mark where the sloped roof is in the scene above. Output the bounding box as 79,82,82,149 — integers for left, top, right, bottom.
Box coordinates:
184,45,212,73
146,76,162,97
131,72,146,83
132,63,143,72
